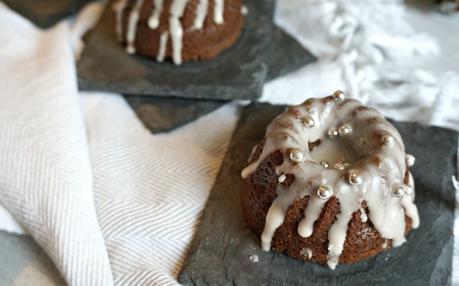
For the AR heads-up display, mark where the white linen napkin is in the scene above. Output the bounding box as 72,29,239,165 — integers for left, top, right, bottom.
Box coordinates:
0,4,114,285
0,0,458,285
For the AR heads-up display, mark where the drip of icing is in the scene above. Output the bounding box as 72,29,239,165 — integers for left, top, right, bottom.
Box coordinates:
148,0,164,29
213,0,224,24
157,31,169,61
261,191,295,251
193,0,209,29
241,95,420,269
359,207,368,223
114,0,129,42
297,195,328,238
126,0,145,54
402,173,420,228
327,182,360,269
169,0,189,65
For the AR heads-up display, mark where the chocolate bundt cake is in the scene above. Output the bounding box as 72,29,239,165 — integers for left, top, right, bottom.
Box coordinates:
113,0,244,64
241,91,420,269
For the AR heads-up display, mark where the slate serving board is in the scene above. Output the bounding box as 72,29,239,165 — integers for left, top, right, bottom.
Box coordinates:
125,96,226,133
0,231,65,286
266,26,315,82
2,0,92,29
123,25,315,133
124,26,316,134
78,0,273,101
178,103,457,286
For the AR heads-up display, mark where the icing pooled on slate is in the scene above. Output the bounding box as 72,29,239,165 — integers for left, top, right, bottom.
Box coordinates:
241,91,420,269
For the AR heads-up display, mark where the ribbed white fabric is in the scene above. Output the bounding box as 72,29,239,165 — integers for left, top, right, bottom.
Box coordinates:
83,93,239,285
0,1,458,285
0,4,114,286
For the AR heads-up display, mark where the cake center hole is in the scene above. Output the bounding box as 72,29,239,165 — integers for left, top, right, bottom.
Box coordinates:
309,138,355,167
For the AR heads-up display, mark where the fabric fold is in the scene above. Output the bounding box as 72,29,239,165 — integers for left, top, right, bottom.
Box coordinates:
82,93,239,285
0,6,113,286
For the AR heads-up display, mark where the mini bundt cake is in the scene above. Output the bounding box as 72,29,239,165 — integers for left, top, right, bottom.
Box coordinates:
113,0,244,64
241,91,420,269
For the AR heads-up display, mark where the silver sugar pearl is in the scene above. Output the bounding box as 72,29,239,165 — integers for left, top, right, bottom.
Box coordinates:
338,124,352,136
328,128,339,138
393,185,405,198
333,90,345,102
406,154,416,167
334,162,346,171
349,171,363,185
405,186,413,195
320,161,329,168
301,116,315,128
278,174,287,183
381,134,394,146
317,185,333,200
289,149,305,163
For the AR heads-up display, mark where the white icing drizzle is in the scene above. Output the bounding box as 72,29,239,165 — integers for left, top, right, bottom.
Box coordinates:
359,207,368,223
193,0,209,29
241,94,420,269
148,0,164,29
126,0,145,54
157,31,169,62
118,0,231,64
114,0,129,42
169,0,189,65
213,0,224,24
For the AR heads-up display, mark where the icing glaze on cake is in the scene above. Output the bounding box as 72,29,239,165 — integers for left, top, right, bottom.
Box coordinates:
241,91,420,269
114,0,240,64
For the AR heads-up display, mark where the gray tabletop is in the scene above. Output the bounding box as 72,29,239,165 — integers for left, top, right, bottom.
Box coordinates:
0,231,64,286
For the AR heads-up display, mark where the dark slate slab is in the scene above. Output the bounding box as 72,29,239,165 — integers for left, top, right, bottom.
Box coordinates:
2,0,92,29
178,103,457,286
77,0,273,101
122,27,315,133
0,231,65,285
125,96,226,133
266,26,315,81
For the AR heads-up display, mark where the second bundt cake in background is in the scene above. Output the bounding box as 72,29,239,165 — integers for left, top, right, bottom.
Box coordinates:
241,91,420,269
114,0,244,64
